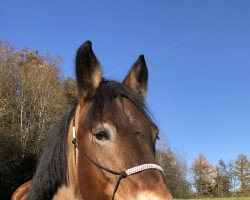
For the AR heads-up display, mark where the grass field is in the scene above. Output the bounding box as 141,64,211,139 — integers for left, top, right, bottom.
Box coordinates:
175,197,250,200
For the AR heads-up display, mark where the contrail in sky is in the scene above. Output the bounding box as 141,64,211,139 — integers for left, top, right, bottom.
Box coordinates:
147,31,204,58
106,27,214,77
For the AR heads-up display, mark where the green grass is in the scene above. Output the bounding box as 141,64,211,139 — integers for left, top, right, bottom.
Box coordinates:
175,197,250,200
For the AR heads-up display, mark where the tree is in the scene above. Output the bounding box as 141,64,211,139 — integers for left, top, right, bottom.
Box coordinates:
157,148,191,198
191,153,215,197
0,41,69,198
213,159,232,197
63,77,77,104
234,154,250,194
16,48,67,153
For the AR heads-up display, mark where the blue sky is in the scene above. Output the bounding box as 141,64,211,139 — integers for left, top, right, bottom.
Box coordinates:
1,0,249,166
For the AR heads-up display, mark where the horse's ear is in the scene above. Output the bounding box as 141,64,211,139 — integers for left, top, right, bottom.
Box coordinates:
123,55,148,100
75,41,102,100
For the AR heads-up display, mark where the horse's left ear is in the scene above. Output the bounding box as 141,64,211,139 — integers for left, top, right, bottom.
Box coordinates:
75,41,102,101
123,55,148,100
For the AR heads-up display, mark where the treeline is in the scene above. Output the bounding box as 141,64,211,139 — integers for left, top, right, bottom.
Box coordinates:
0,41,249,199
191,153,250,197
156,147,250,198
0,41,76,199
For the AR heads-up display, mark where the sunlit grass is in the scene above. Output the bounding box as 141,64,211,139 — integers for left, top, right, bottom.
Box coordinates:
175,197,250,200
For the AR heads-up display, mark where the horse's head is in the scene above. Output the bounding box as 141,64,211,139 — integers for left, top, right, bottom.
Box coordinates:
71,41,172,200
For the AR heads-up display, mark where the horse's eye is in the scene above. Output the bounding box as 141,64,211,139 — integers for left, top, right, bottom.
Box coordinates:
94,131,110,140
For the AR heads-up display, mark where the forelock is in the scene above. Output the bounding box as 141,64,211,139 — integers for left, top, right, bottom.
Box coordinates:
83,80,155,132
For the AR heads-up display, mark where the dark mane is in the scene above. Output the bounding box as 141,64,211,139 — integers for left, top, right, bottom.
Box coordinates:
84,79,156,132
27,100,77,200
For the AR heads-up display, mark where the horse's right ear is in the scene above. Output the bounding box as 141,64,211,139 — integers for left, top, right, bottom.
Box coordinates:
75,41,102,101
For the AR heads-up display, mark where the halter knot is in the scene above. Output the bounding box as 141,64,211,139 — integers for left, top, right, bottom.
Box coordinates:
72,138,76,144
119,171,127,178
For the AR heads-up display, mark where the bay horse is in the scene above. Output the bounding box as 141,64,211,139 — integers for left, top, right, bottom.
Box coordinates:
11,41,172,200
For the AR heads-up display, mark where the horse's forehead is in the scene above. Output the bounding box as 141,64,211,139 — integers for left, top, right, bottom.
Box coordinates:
115,97,151,125
77,97,152,128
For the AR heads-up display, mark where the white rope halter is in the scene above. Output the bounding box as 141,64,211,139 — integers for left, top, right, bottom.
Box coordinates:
73,126,163,175
125,163,163,176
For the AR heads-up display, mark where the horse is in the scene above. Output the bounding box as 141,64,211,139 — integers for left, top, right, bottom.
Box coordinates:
11,41,172,200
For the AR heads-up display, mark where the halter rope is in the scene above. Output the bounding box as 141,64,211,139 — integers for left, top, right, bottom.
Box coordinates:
72,115,163,200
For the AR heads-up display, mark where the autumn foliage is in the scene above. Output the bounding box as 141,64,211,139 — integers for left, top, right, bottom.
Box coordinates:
0,41,74,199
190,153,250,198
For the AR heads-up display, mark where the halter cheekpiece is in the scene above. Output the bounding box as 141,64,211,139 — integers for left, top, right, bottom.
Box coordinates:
72,115,163,200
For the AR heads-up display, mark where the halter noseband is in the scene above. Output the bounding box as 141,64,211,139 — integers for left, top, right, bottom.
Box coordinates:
72,115,163,200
